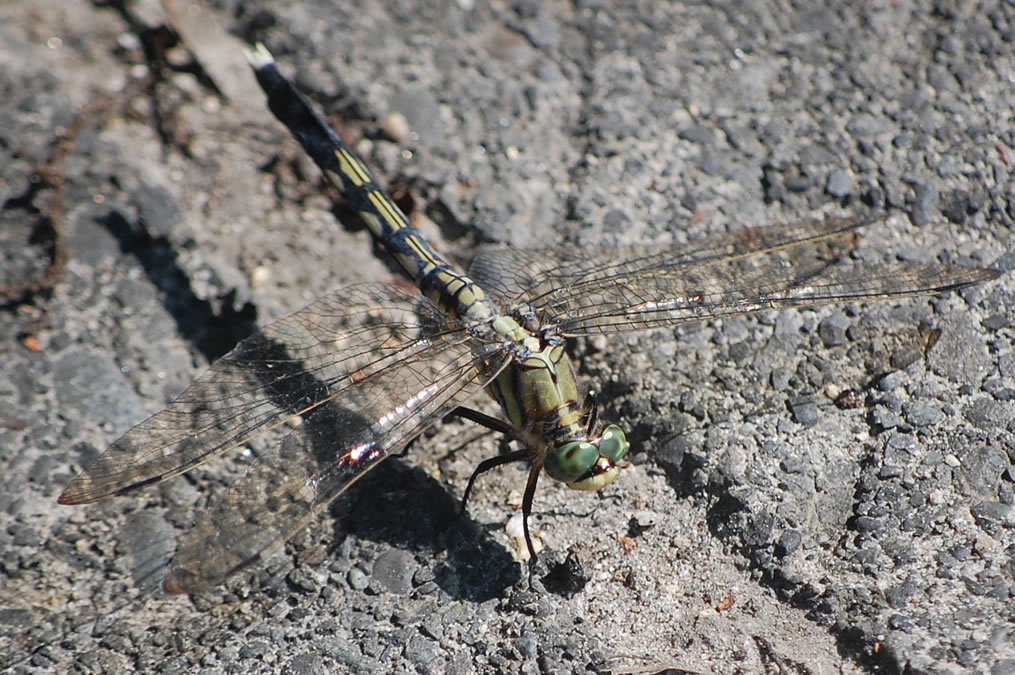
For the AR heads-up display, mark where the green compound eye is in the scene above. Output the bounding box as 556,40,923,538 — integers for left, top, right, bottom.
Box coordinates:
544,441,600,484
544,426,630,490
597,424,628,462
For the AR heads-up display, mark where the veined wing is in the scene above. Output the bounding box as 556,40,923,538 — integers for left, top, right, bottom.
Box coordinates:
162,321,502,593
468,216,999,336
59,282,499,505
469,216,867,305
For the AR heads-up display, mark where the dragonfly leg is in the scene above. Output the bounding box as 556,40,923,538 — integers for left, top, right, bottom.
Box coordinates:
460,447,530,513
447,406,515,435
404,406,512,460
521,462,543,561
448,405,530,510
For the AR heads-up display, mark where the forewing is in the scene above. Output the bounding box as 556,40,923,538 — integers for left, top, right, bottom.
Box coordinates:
469,216,998,336
59,282,483,504
469,216,867,306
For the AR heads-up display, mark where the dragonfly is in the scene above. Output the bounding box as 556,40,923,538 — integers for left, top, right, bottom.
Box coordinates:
58,44,1000,594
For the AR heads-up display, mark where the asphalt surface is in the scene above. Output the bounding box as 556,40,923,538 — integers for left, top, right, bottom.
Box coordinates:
1,1,1013,673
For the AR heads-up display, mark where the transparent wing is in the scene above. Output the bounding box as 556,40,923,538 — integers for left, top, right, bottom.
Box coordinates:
162,325,501,593
469,216,998,336
59,282,491,504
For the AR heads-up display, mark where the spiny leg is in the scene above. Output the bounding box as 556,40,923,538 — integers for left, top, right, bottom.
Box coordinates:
447,406,516,435
399,405,509,458
447,405,544,558
460,448,530,515
446,405,529,511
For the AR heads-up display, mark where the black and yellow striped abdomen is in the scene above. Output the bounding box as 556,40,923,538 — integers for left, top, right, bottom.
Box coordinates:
252,54,499,327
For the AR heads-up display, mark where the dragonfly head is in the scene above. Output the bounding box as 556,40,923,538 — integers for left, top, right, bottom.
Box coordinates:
544,424,629,491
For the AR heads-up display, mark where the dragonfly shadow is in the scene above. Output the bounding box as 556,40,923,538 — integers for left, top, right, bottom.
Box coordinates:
335,458,522,602
118,510,179,593
98,210,258,361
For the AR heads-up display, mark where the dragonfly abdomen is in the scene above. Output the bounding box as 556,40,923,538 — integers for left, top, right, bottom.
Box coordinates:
250,46,510,330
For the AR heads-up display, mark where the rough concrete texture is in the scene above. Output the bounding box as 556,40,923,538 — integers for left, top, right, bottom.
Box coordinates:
1,1,1012,673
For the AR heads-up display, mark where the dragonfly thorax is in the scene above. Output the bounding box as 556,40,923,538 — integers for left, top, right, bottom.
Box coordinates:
489,336,630,490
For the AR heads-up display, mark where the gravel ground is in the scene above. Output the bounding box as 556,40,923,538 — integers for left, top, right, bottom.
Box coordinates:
1,1,1013,673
